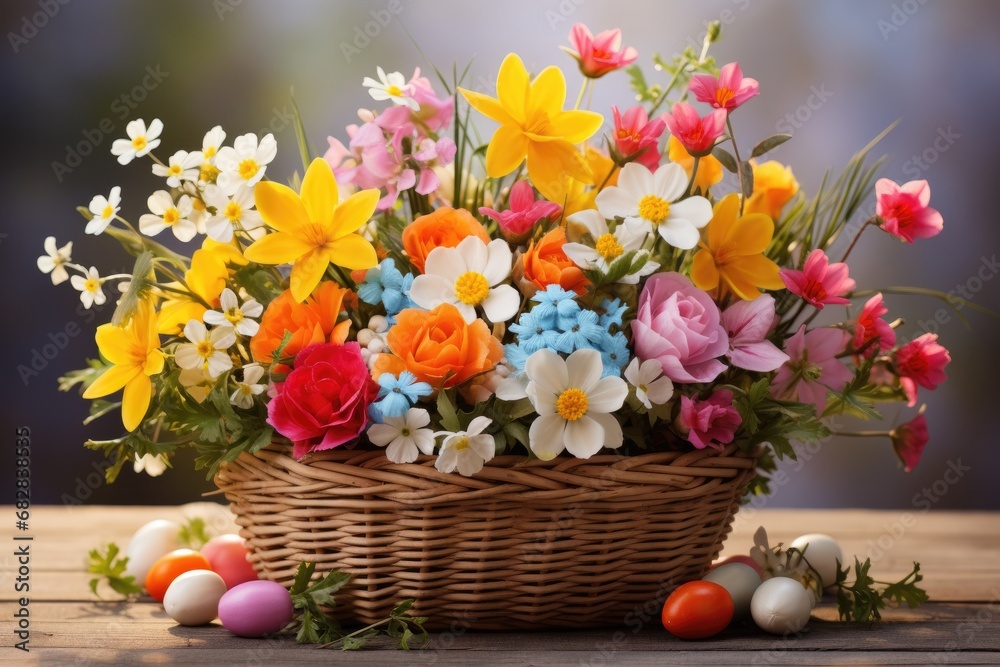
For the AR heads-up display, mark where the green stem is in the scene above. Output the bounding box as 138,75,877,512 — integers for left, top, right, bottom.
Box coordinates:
832,430,891,438
839,218,877,264
686,156,700,195
573,78,588,110
648,58,690,116
727,117,747,216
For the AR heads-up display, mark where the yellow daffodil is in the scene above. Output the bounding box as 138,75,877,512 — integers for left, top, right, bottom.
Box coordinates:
668,136,723,194
244,158,379,302
548,147,619,220
744,160,800,220
83,300,164,431
157,239,244,335
459,53,603,202
691,193,784,301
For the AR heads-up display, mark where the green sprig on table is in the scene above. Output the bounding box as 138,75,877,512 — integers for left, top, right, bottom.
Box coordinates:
87,542,142,598
835,557,929,622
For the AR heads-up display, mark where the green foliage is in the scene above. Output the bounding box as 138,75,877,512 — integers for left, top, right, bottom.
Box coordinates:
750,133,792,159
87,542,142,598
111,251,154,326
835,558,928,622
177,517,212,550
712,146,739,174
58,358,109,393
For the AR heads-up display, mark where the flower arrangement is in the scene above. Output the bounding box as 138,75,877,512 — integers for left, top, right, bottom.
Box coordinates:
50,21,957,496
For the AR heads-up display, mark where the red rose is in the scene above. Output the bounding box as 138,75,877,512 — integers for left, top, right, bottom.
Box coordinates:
267,343,378,459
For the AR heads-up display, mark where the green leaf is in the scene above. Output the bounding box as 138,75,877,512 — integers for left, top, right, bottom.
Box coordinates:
750,133,792,159
177,517,212,550
740,160,755,199
111,251,154,326
83,400,122,426
712,147,739,173
87,542,141,599
835,557,928,622
437,390,461,432
289,89,313,173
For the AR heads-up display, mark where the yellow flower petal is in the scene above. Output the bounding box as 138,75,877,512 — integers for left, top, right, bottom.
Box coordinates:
458,88,514,126
668,137,723,192
157,300,206,336
95,324,133,366
300,158,339,227
289,249,331,302
330,188,380,239
496,53,529,122
708,193,740,251
254,180,310,233
327,233,379,271
549,110,604,145
724,254,785,300
144,349,165,376
528,65,566,117
244,231,312,265
121,373,152,432
485,124,529,178
690,248,720,292
725,213,774,256
527,140,592,202
83,363,142,399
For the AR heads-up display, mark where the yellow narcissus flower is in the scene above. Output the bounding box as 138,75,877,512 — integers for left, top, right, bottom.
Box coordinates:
458,53,604,202
668,136,723,194
691,193,784,301
244,158,379,302
744,160,800,220
83,300,164,432
157,239,246,335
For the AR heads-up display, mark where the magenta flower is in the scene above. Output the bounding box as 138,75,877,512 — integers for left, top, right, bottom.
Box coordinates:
408,67,454,133
893,333,951,407
480,181,562,243
612,105,666,170
677,389,742,450
662,102,727,157
564,23,638,79
772,325,853,416
689,62,760,111
890,413,929,472
721,295,790,372
853,293,896,356
632,272,729,384
780,249,856,310
875,178,943,243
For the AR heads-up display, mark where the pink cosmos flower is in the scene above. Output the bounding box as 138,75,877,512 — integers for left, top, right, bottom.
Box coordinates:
875,178,943,243
721,295,790,372
689,62,760,111
612,105,666,170
893,333,950,407
662,102,727,157
677,389,742,451
564,23,638,79
890,412,929,472
779,249,856,309
853,293,896,356
772,325,853,416
632,272,729,384
479,181,562,243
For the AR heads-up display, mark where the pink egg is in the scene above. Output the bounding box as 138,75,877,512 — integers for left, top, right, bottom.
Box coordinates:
218,580,294,638
200,535,259,589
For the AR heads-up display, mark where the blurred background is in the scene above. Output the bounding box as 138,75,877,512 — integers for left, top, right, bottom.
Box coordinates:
2,0,997,508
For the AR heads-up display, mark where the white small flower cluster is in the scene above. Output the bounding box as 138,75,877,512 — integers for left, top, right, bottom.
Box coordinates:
356,315,389,368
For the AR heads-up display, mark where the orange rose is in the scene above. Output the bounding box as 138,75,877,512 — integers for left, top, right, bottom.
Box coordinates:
374,304,503,389
250,281,351,365
516,227,589,296
401,206,491,273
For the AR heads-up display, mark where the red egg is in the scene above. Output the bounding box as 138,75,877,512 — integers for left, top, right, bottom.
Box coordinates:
710,554,764,578
661,581,734,639
200,535,259,589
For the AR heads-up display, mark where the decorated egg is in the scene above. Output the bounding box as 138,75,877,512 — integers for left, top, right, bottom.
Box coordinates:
145,549,213,603
703,562,762,620
218,580,295,637
123,519,181,584
750,577,813,635
201,535,259,589
790,534,843,589
163,569,227,626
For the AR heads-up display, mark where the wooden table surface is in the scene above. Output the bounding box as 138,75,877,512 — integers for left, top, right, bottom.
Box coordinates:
1,506,998,665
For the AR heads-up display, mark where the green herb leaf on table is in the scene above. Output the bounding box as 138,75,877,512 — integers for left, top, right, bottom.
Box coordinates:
835,557,928,622
87,542,141,598
177,517,212,550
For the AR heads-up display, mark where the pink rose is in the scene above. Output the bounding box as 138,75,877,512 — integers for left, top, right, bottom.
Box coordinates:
677,389,742,450
632,272,729,383
268,343,379,459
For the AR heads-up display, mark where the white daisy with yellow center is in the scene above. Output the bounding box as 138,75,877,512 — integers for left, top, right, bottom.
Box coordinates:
86,186,122,236
203,184,264,243
434,416,496,477
623,358,674,410
204,288,263,338
215,132,277,196
69,265,106,309
175,319,236,379
229,363,267,410
362,67,419,111
138,190,198,242
595,162,713,250
524,348,628,460
410,236,520,324
110,118,163,165
562,209,660,284
369,407,437,464
152,149,203,188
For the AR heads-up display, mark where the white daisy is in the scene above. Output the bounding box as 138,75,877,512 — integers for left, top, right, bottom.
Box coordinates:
409,236,519,324
230,364,267,409
138,190,197,242
203,288,263,337
70,266,106,309
175,320,236,378
152,149,203,188
134,453,168,477
524,348,628,460
37,236,72,285
623,358,674,410
215,132,277,195
86,186,122,236
110,118,163,165
368,408,436,464
595,162,713,250
178,367,215,403
434,417,496,477
202,184,263,242
201,125,226,162
562,209,659,284
362,67,419,110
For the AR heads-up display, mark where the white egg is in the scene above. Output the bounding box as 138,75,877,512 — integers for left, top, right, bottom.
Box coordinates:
790,533,843,589
750,577,813,635
704,562,762,620
163,569,228,626
123,519,181,583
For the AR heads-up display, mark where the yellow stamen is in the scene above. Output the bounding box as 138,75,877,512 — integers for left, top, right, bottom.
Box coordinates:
162,208,179,226
224,308,244,325
238,158,260,180
83,278,100,293
452,436,470,451
556,388,589,422
595,233,624,261
224,202,242,222
196,340,215,359
204,146,217,159
453,271,490,306
385,85,403,97
101,204,114,219
638,195,670,224
714,88,736,108
131,136,147,151
168,165,182,176
200,163,220,183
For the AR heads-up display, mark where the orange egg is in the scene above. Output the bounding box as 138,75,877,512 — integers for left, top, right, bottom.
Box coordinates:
145,549,212,603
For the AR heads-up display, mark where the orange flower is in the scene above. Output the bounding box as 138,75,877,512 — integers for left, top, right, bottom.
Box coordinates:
516,227,589,296
401,207,490,273
744,160,799,220
250,281,351,365
374,303,503,389
668,136,723,194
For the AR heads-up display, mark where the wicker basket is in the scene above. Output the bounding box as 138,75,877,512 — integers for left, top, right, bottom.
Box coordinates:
215,442,756,631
